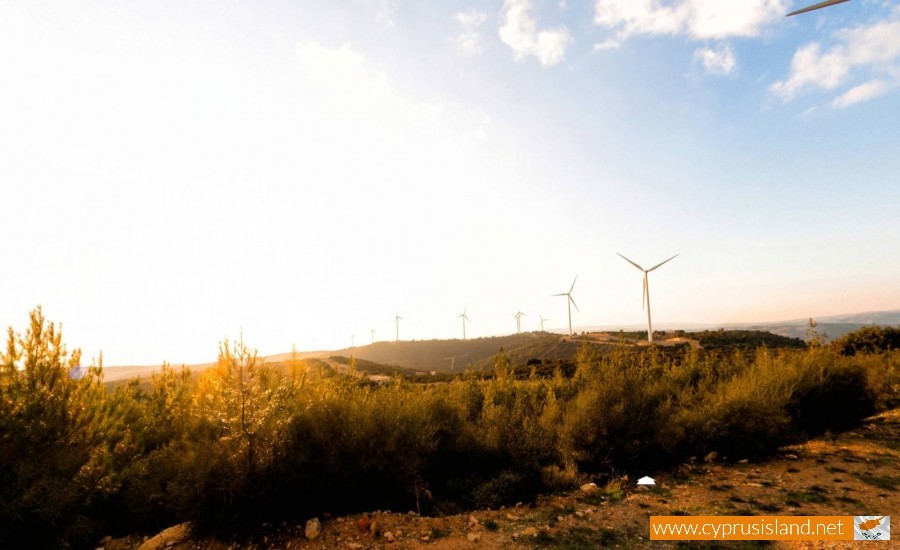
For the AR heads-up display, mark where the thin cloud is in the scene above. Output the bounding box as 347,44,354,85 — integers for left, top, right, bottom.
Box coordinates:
594,0,787,41
770,15,900,106
499,0,573,66
694,42,737,75
831,79,891,108
455,10,490,54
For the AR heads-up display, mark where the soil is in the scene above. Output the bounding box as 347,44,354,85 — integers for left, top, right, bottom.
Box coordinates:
106,408,900,550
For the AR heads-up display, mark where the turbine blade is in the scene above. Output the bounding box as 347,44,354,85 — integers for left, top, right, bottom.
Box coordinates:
569,295,580,312
787,0,850,17
553,293,567,297
617,252,645,272
647,253,679,272
569,275,578,293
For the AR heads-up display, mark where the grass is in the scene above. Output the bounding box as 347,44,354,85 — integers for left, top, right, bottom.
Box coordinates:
539,505,576,526
429,527,451,539
484,519,499,532
530,526,621,550
853,473,900,491
785,489,828,506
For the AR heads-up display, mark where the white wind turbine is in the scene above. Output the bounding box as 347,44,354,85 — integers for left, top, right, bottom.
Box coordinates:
458,306,470,339
538,315,549,332
513,309,526,334
617,253,678,343
394,313,403,342
553,276,579,335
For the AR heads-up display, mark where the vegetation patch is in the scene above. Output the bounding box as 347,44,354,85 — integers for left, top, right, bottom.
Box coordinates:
1,311,897,548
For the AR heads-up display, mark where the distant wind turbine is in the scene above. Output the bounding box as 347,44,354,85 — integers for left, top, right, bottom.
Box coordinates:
787,0,850,17
443,353,470,371
553,276,579,335
395,314,403,342
513,309,526,334
458,306,471,339
538,315,549,332
617,253,678,343
351,334,355,348
371,328,375,345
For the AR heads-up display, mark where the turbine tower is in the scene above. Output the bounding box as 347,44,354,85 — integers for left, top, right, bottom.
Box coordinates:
458,306,470,339
617,252,678,343
394,313,403,342
371,328,375,345
553,276,579,335
538,315,549,332
513,310,526,334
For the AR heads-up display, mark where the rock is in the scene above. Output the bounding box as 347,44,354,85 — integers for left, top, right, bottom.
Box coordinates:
305,518,321,541
468,515,479,529
369,520,382,536
575,511,584,517
347,543,363,550
580,482,599,495
357,517,371,533
467,532,481,542
505,513,522,521
420,534,430,542
100,536,113,545
383,531,395,543
785,454,798,460
704,451,718,462
738,459,749,464
138,523,192,550
523,527,538,537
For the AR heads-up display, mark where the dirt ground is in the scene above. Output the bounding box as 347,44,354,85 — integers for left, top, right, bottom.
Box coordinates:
110,408,899,550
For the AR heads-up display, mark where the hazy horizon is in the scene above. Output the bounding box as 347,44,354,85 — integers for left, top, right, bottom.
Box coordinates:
3,1,899,366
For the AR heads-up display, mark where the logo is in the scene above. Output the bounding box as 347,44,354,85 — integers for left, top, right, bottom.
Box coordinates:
854,516,890,541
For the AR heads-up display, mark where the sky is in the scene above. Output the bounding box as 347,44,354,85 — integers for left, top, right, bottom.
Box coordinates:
2,0,900,366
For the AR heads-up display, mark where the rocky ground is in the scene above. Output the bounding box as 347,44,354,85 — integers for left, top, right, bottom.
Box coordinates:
104,409,899,550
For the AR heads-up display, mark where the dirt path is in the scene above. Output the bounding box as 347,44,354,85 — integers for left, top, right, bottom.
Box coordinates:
111,409,899,549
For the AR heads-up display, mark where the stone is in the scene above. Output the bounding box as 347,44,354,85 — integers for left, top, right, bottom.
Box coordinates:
383,531,395,543
305,518,321,541
138,523,192,550
467,532,481,542
357,517,371,533
580,482,600,495
704,451,718,462
738,459,749,464
785,454,798,460
369,520,382,536
523,527,538,537
468,515,479,529
347,544,362,550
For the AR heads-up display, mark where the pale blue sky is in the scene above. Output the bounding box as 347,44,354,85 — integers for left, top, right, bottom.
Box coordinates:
2,1,899,365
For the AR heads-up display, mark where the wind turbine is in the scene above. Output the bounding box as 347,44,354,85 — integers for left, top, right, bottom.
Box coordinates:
458,306,470,339
616,253,678,343
787,0,850,16
538,315,549,332
394,314,403,342
371,328,375,345
553,276,579,335
513,309,526,334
